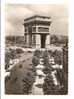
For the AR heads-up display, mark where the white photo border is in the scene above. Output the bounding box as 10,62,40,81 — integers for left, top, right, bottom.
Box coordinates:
1,0,74,99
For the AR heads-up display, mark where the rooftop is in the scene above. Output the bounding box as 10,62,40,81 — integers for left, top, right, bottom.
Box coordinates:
24,15,51,26
24,15,51,21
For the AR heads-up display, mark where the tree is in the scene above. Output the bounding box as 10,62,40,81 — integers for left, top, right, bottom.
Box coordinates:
5,51,10,70
51,35,58,44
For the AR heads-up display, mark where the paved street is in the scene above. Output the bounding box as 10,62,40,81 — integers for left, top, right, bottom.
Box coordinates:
5,52,34,94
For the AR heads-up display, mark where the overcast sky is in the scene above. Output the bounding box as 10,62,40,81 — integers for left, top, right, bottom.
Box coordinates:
5,4,68,36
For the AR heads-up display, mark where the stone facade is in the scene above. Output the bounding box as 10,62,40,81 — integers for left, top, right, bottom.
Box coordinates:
23,15,51,48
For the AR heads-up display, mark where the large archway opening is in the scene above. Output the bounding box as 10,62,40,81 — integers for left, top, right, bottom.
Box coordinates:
41,34,47,48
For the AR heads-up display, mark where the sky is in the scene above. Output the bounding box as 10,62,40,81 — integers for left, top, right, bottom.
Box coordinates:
5,4,68,36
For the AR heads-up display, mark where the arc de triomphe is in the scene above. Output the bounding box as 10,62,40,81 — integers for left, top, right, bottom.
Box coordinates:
23,15,51,48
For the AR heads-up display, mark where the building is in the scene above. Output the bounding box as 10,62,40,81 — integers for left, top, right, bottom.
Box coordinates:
23,15,51,48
